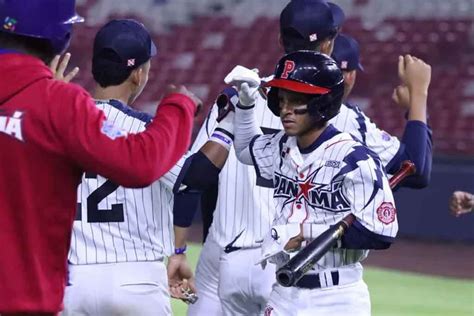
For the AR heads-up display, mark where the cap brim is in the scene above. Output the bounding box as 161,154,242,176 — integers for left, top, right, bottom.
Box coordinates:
265,79,330,95
328,3,345,28
357,62,364,72
150,40,157,57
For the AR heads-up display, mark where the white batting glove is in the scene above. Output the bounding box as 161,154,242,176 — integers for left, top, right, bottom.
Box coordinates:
257,224,301,267
224,65,261,108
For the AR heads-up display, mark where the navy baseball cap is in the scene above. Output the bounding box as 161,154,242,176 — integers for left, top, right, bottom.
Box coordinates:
332,33,364,71
280,0,345,50
93,19,157,71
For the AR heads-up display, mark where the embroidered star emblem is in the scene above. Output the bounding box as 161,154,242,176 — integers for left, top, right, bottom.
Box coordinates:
297,177,315,201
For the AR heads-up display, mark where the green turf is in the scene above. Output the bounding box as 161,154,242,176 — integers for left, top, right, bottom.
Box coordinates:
171,244,474,316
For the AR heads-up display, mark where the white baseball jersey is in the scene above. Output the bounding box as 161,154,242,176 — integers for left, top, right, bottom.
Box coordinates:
249,125,398,269
193,96,400,249
69,100,185,264
330,102,401,168
192,94,282,248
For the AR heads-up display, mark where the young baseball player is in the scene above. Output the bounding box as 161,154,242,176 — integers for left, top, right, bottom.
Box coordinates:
0,1,199,314
62,19,234,315
231,50,398,316
182,1,432,315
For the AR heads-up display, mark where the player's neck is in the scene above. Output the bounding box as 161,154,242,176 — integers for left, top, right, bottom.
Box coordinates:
296,125,328,150
93,85,133,107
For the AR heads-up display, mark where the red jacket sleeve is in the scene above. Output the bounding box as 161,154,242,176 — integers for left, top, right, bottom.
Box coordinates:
50,85,195,188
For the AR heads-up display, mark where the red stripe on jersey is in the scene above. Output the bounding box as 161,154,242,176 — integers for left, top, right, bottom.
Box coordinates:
325,139,352,149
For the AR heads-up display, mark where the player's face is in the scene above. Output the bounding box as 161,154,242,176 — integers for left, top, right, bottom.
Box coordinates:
278,89,316,136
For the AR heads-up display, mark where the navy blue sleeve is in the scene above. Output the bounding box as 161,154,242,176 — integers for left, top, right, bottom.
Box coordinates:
173,190,202,228
175,151,220,193
340,220,395,249
385,121,433,188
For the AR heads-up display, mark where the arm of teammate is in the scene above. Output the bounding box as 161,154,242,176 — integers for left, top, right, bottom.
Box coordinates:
52,84,198,188
173,88,236,228
174,87,238,194
385,55,432,188
168,226,196,300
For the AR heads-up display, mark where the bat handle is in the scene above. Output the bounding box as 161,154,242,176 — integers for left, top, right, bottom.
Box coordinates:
389,160,416,189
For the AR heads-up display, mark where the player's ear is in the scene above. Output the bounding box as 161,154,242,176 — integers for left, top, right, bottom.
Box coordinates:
278,33,284,50
130,67,143,87
320,38,334,55
344,70,356,85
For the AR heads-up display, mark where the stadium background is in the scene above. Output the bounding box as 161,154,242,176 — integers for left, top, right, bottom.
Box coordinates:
68,0,473,314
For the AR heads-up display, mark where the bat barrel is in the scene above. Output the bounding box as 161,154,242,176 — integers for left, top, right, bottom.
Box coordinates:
275,220,350,287
276,267,297,287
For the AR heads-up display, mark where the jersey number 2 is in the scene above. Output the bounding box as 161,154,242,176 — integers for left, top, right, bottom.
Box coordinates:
75,172,125,222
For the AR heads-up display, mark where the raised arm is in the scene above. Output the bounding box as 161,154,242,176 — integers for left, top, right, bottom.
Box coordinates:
386,55,432,188
53,84,198,188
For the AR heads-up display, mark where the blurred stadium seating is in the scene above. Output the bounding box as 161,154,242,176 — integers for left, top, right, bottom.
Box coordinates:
71,0,474,155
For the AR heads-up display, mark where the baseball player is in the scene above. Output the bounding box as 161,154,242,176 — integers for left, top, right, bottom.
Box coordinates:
182,1,432,315
0,1,199,314
62,19,235,315
232,50,398,316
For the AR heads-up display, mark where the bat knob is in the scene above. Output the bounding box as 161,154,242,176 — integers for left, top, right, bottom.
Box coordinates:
276,267,296,287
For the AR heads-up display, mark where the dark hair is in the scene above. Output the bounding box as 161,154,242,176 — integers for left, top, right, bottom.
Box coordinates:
0,31,55,64
92,48,134,87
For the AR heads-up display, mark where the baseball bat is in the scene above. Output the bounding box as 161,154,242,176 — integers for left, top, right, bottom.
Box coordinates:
276,160,416,287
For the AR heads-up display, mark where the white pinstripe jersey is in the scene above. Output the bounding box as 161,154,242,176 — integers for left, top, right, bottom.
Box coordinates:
193,94,401,249
192,94,282,248
249,125,398,269
330,102,401,168
69,100,185,264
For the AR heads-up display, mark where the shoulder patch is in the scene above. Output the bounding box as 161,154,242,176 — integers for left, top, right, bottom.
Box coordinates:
101,120,128,140
377,202,396,225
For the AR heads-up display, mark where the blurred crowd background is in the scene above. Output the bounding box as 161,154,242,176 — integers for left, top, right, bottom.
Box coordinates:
69,0,473,243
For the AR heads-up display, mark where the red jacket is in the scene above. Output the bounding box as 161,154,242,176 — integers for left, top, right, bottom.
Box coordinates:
0,53,195,313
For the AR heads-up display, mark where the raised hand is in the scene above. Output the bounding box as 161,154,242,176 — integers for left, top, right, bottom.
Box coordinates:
449,191,474,217
164,84,202,115
398,55,431,94
49,53,79,83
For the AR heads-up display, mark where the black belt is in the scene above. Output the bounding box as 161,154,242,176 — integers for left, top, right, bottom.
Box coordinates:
295,271,339,289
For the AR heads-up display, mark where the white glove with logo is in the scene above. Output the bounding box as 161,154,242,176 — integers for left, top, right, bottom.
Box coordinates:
256,224,301,268
224,65,261,108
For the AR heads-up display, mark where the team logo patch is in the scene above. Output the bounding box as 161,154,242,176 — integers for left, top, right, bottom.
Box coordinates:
381,131,391,141
341,60,348,69
127,58,135,67
309,33,318,42
264,305,274,316
281,60,295,79
274,169,350,213
325,160,340,168
101,120,128,140
3,17,17,31
377,202,396,224
271,228,279,241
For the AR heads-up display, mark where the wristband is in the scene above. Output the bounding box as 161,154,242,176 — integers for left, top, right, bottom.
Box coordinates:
175,244,187,255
